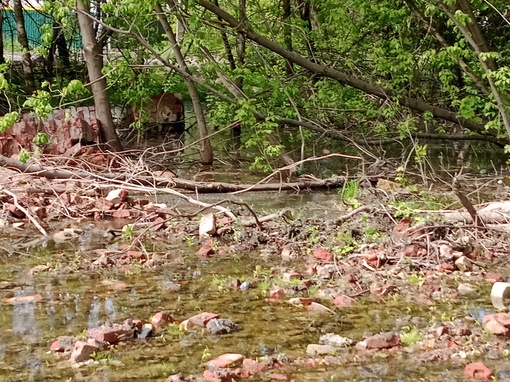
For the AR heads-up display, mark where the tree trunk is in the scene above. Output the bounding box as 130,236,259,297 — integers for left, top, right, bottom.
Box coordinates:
296,0,316,62
455,0,496,71
404,0,489,96
46,21,70,76
0,7,4,65
12,0,35,94
232,0,246,153
282,0,293,74
76,0,122,151
157,1,213,165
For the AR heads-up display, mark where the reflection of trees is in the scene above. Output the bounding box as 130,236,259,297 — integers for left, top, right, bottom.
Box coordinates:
12,292,39,338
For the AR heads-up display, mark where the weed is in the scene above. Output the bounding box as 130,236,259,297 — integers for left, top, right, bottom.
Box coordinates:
407,273,424,286
400,326,423,346
257,280,272,295
338,179,361,208
305,225,321,245
253,265,272,278
92,350,113,363
201,346,212,362
122,224,135,240
156,363,175,375
363,227,381,242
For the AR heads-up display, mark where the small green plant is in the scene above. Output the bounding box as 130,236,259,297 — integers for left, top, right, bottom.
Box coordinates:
33,132,50,146
184,235,195,246
253,265,272,278
122,224,135,240
257,279,272,295
407,273,424,286
338,179,361,208
92,350,113,363
160,323,186,339
18,148,31,163
390,201,418,219
305,225,320,245
400,326,423,346
0,111,19,133
201,346,212,362
363,227,381,242
394,166,407,185
23,89,53,119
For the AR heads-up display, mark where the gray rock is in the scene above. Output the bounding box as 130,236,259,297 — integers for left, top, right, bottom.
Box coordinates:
319,333,353,348
206,318,239,334
306,344,338,356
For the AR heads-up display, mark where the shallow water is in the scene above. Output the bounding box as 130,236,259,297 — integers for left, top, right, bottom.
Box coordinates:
0,242,505,382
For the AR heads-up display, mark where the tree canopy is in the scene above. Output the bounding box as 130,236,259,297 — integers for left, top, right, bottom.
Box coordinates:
1,0,509,168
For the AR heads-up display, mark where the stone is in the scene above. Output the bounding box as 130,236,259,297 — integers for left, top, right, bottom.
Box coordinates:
280,246,295,261
483,313,510,335
86,323,133,344
464,362,493,380
50,336,76,352
313,248,333,261
199,213,216,237
241,358,274,377
5,203,25,218
306,344,338,356
288,297,314,306
165,373,187,382
355,332,400,351
316,264,335,280
332,295,357,308
438,263,455,273
439,244,453,258
239,281,252,292
457,283,476,295
206,318,239,334
319,333,353,348
269,286,286,300
207,353,244,369
187,312,220,328
305,302,333,313
137,323,154,339
484,272,503,284
197,239,215,258
105,188,128,204
69,340,100,363
455,256,472,272
281,271,301,282
203,368,241,382
152,311,174,328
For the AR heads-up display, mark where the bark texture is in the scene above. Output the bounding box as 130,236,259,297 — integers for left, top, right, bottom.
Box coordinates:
13,0,35,93
76,0,122,151
158,1,213,164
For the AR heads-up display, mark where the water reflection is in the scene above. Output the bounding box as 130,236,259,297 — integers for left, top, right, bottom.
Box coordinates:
12,292,39,339
105,297,117,321
88,296,101,329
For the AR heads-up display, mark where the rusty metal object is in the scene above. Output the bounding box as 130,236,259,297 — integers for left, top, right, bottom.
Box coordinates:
0,106,100,156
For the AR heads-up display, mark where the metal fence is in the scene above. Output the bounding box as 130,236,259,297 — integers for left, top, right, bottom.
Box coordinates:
2,8,82,50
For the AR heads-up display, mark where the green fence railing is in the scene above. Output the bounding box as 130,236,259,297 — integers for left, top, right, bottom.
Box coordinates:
2,8,82,51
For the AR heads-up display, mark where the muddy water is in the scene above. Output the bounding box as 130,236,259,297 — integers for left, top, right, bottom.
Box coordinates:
0,241,501,382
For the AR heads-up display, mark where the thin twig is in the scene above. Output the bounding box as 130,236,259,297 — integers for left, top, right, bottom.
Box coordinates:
1,187,48,236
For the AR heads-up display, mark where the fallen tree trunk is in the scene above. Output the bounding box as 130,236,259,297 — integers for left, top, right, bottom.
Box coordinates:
0,155,345,193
